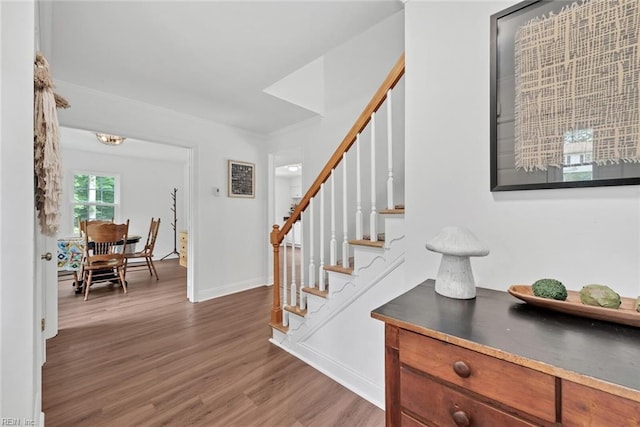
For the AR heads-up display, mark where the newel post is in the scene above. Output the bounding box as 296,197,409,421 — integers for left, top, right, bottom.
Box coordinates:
270,224,283,325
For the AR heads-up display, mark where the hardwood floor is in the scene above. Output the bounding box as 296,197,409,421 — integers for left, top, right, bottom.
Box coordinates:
43,259,384,426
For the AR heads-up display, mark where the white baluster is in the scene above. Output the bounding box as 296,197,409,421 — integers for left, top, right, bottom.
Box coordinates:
300,214,306,310
370,112,378,242
283,232,289,327
355,134,363,240
308,197,316,289
387,89,394,210
342,152,349,268
319,183,326,291
330,170,337,266
290,222,297,308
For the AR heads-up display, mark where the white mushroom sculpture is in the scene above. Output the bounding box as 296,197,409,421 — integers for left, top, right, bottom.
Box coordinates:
425,226,489,299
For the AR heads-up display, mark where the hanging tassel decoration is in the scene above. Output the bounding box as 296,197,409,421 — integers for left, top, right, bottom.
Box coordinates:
34,51,68,236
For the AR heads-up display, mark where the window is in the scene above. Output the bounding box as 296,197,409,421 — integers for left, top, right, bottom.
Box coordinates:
73,172,118,233
562,129,594,181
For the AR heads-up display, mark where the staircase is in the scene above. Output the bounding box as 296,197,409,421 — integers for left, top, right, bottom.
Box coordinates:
273,211,404,338
268,54,405,407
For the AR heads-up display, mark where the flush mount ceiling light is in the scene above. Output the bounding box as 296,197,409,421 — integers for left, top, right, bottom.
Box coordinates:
96,133,126,146
288,164,300,172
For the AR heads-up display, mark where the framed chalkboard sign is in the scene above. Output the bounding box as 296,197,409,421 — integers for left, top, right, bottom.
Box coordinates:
491,0,640,191
228,160,255,198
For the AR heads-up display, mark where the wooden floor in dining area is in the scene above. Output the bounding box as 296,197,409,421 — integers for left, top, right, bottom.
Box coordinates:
43,259,384,427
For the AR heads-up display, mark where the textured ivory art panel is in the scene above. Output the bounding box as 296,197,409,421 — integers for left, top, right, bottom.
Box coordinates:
514,0,640,171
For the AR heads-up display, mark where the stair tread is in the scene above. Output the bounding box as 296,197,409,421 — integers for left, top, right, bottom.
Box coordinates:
284,305,307,317
269,322,289,334
323,258,354,275
323,264,354,274
349,239,385,248
302,287,329,298
380,208,405,215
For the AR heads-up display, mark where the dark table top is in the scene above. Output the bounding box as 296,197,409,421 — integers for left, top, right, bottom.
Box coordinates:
372,279,640,399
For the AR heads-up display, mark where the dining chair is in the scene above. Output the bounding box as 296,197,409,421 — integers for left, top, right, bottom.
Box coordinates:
78,218,113,237
76,218,115,291
81,220,129,301
125,218,161,280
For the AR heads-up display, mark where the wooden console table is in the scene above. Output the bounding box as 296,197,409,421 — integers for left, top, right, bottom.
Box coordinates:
371,279,640,426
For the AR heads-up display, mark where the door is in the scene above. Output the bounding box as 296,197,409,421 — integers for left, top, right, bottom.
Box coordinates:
33,216,57,423
35,227,58,357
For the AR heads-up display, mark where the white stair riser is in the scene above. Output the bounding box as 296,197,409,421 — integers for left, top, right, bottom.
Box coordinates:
326,271,353,296
303,292,327,313
353,246,386,276
382,216,404,245
271,328,287,343
287,311,305,330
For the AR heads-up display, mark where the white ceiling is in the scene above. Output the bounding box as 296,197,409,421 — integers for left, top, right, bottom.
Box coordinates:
275,163,302,177
60,127,190,162
41,1,403,135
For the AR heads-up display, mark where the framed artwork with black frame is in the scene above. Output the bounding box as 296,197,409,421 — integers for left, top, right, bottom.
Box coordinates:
490,0,640,191
228,160,255,198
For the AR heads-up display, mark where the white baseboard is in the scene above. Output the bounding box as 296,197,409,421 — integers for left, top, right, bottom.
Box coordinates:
196,277,265,302
269,338,385,409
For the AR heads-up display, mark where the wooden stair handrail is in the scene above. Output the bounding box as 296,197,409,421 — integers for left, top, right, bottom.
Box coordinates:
270,52,405,326
273,52,405,244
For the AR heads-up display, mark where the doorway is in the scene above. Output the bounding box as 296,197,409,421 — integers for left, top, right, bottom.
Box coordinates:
45,127,193,338
267,148,303,284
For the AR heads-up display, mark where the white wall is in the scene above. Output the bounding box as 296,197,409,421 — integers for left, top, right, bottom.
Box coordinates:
56,83,268,301
405,1,640,297
0,0,37,420
59,131,188,261
269,11,405,190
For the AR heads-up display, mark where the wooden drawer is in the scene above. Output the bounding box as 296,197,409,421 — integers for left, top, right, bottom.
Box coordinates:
562,380,640,426
401,412,427,427
399,330,556,423
179,231,187,268
401,366,538,426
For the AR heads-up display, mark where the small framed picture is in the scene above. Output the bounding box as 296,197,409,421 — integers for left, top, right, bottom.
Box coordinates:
228,160,255,198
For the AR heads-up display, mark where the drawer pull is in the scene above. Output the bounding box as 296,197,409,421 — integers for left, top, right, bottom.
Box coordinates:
453,361,471,378
452,410,471,426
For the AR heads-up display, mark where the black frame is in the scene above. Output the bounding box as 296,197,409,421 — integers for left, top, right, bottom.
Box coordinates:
490,0,640,191
228,160,255,198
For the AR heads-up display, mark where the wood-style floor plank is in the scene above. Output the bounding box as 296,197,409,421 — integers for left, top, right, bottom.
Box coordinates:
43,259,384,426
